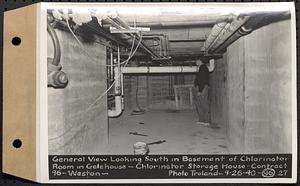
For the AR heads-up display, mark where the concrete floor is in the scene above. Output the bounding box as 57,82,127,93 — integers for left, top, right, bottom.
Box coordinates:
105,109,228,154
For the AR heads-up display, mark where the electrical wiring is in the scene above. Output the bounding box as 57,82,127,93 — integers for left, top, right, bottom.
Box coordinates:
86,81,115,111
128,37,145,113
120,20,143,66
66,18,117,67
49,22,142,141
49,81,115,141
125,35,136,65
66,16,144,67
66,18,142,68
89,32,141,109
122,33,143,67
49,19,145,141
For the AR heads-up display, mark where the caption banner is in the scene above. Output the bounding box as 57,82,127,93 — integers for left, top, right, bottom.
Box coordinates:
49,154,292,179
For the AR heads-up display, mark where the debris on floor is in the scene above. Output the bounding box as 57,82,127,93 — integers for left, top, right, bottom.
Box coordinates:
129,132,148,137
147,140,166,145
131,109,146,115
107,110,228,154
218,145,227,149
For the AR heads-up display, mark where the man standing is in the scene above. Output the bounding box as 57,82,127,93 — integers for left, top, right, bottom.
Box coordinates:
193,59,210,125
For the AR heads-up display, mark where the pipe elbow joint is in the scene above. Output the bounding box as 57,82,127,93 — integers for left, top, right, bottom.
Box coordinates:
108,109,122,118
108,96,123,117
238,26,253,36
48,70,69,89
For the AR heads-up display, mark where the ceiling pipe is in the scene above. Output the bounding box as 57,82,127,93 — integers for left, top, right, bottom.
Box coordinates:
50,17,128,48
203,15,251,53
106,16,161,59
125,15,235,28
212,25,253,53
111,16,173,60
109,65,199,117
210,11,291,53
208,16,251,53
213,15,275,53
109,64,215,117
201,22,230,51
142,34,169,57
121,66,199,74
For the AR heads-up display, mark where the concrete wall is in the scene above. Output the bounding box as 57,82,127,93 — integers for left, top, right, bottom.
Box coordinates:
48,29,107,155
226,39,246,153
210,56,228,131
226,19,292,153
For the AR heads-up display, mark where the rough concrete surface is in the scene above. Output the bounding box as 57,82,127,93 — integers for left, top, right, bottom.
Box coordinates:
106,110,228,154
48,29,108,155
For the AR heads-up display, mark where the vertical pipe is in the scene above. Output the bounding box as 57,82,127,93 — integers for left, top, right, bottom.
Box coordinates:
115,45,121,95
110,49,113,81
121,73,124,110
174,87,179,110
117,46,120,68
108,45,123,117
163,35,167,56
159,38,162,56
189,87,193,108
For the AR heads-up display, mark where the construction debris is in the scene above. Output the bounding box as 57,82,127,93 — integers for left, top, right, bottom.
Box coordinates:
129,132,148,137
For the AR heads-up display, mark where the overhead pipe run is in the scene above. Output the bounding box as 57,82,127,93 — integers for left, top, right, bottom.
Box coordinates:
108,60,215,118
212,13,289,53
204,11,291,54
121,63,215,74
125,15,235,28
202,15,250,53
109,66,200,118
121,66,198,74
201,22,231,51
105,15,162,60
107,15,173,61
208,15,251,53
143,34,170,58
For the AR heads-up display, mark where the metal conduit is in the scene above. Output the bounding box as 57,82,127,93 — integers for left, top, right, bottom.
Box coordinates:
47,22,61,66
108,16,161,59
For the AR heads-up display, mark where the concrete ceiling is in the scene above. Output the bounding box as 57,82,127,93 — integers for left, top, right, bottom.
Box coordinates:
148,27,212,56
48,3,291,59
111,16,218,58
116,14,227,58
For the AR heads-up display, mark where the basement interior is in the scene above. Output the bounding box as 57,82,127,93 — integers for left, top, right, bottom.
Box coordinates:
47,5,293,155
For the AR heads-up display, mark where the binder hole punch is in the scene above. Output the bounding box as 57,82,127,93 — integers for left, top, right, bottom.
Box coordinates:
12,139,22,148
11,36,21,46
